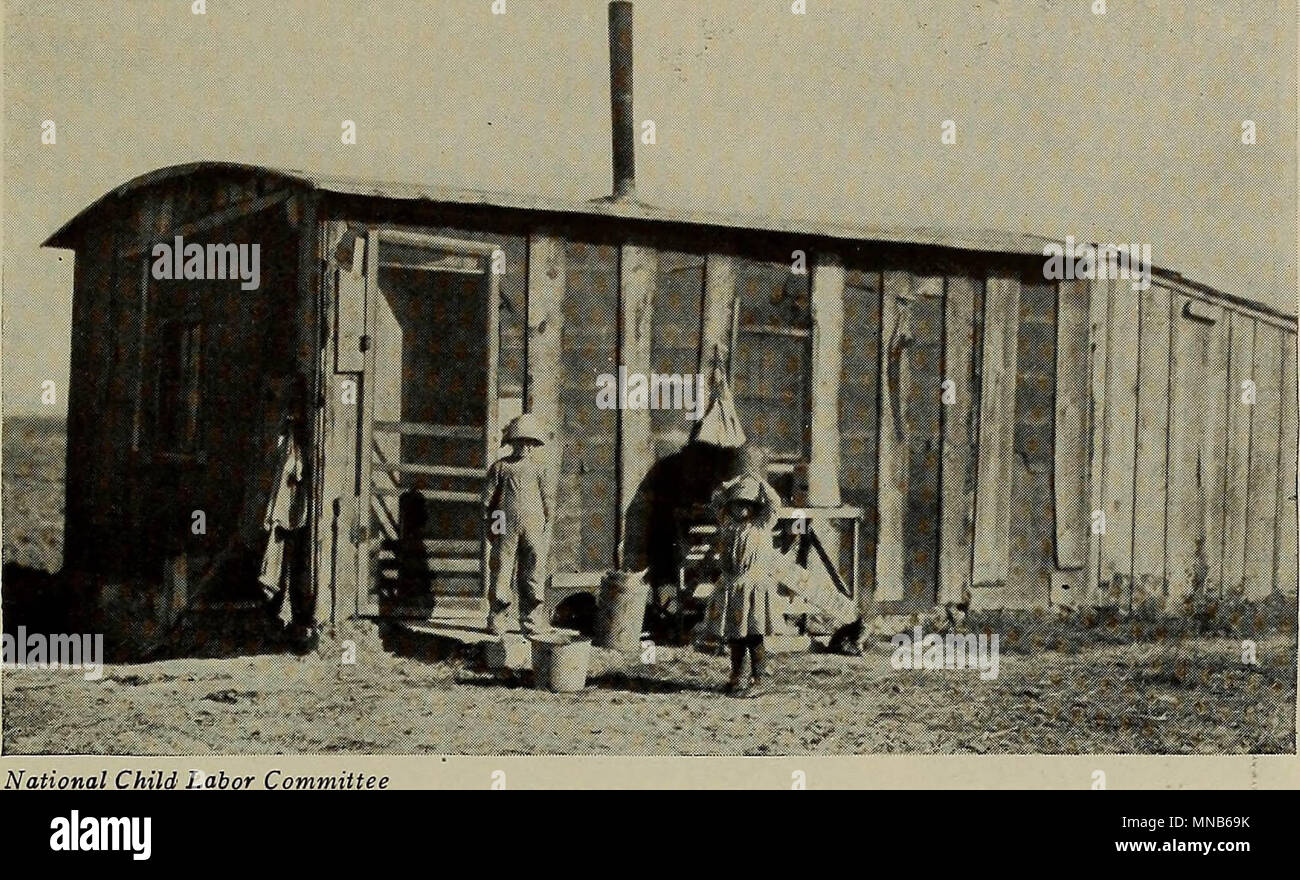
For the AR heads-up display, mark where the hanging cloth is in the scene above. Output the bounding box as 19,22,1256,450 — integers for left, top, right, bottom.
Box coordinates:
690,346,747,449
257,422,306,603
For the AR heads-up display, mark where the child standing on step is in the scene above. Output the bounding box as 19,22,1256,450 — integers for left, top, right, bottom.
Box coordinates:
483,413,550,636
704,474,782,696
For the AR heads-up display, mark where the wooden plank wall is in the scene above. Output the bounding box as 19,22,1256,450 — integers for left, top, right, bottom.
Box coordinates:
557,241,619,574
616,244,657,568
1061,276,1298,611
732,257,811,482
651,251,706,449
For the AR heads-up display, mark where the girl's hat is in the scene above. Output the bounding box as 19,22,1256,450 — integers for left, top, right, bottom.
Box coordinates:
503,413,546,445
724,475,765,504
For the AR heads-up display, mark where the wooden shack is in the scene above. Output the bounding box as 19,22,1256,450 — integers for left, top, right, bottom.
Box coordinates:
43,4,1297,652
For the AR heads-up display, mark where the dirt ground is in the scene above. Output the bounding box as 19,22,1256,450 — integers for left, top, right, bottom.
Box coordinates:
2,417,1295,754
4,625,1294,755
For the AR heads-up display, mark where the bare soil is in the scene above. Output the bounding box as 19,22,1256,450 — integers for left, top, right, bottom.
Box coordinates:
4,626,1293,755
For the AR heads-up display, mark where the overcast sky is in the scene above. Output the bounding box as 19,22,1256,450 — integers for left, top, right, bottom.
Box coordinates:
4,0,1296,415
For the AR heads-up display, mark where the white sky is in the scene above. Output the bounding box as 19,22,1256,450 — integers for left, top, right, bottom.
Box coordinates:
4,0,1296,415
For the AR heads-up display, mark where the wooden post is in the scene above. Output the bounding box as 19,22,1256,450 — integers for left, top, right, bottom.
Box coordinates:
874,272,913,604
808,255,844,505
526,233,567,561
317,223,362,620
971,275,1020,597
939,276,977,607
700,254,737,378
808,255,845,573
291,198,332,626
616,244,656,569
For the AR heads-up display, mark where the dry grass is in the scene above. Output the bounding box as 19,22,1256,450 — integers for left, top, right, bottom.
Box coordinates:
2,413,65,573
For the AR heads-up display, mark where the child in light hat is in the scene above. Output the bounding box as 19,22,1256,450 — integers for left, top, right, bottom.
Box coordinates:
704,474,783,695
483,413,550,635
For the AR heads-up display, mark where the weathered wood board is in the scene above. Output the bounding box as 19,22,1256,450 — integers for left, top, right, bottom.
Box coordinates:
1085,277,1110,604
939,276,977,606
616,244,657,568
1130,281,1173,607
1221,312,1255,597
1053,279,1090,574
901,276,944,611
1243,324,1282,599
841,269,881,616
1006,281,1056,609
1276,333,1299,597
1166,296,1224,603
874,271,911,603
1099,279,1139,602
971,275,1020,595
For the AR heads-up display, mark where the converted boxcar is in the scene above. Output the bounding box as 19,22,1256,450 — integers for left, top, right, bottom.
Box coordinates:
42,3,1298,653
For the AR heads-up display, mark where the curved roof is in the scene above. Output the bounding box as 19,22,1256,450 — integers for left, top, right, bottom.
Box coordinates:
43,161,1296,324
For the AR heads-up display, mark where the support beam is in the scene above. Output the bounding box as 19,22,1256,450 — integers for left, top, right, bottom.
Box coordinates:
318,222,362,620
971,275,1020,596
616,244,656,569
807,255,844,508
526,233,567,557
808,255,845,581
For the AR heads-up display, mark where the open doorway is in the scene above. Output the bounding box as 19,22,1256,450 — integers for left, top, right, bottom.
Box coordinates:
359,229,500,619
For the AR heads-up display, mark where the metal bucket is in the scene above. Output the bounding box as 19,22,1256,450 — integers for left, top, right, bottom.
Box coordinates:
529,633,591,692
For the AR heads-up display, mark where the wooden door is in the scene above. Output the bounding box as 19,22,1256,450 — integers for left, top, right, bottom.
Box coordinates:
358,229,500,618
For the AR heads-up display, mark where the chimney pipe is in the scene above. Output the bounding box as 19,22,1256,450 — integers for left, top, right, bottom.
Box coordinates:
608,1,635,200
